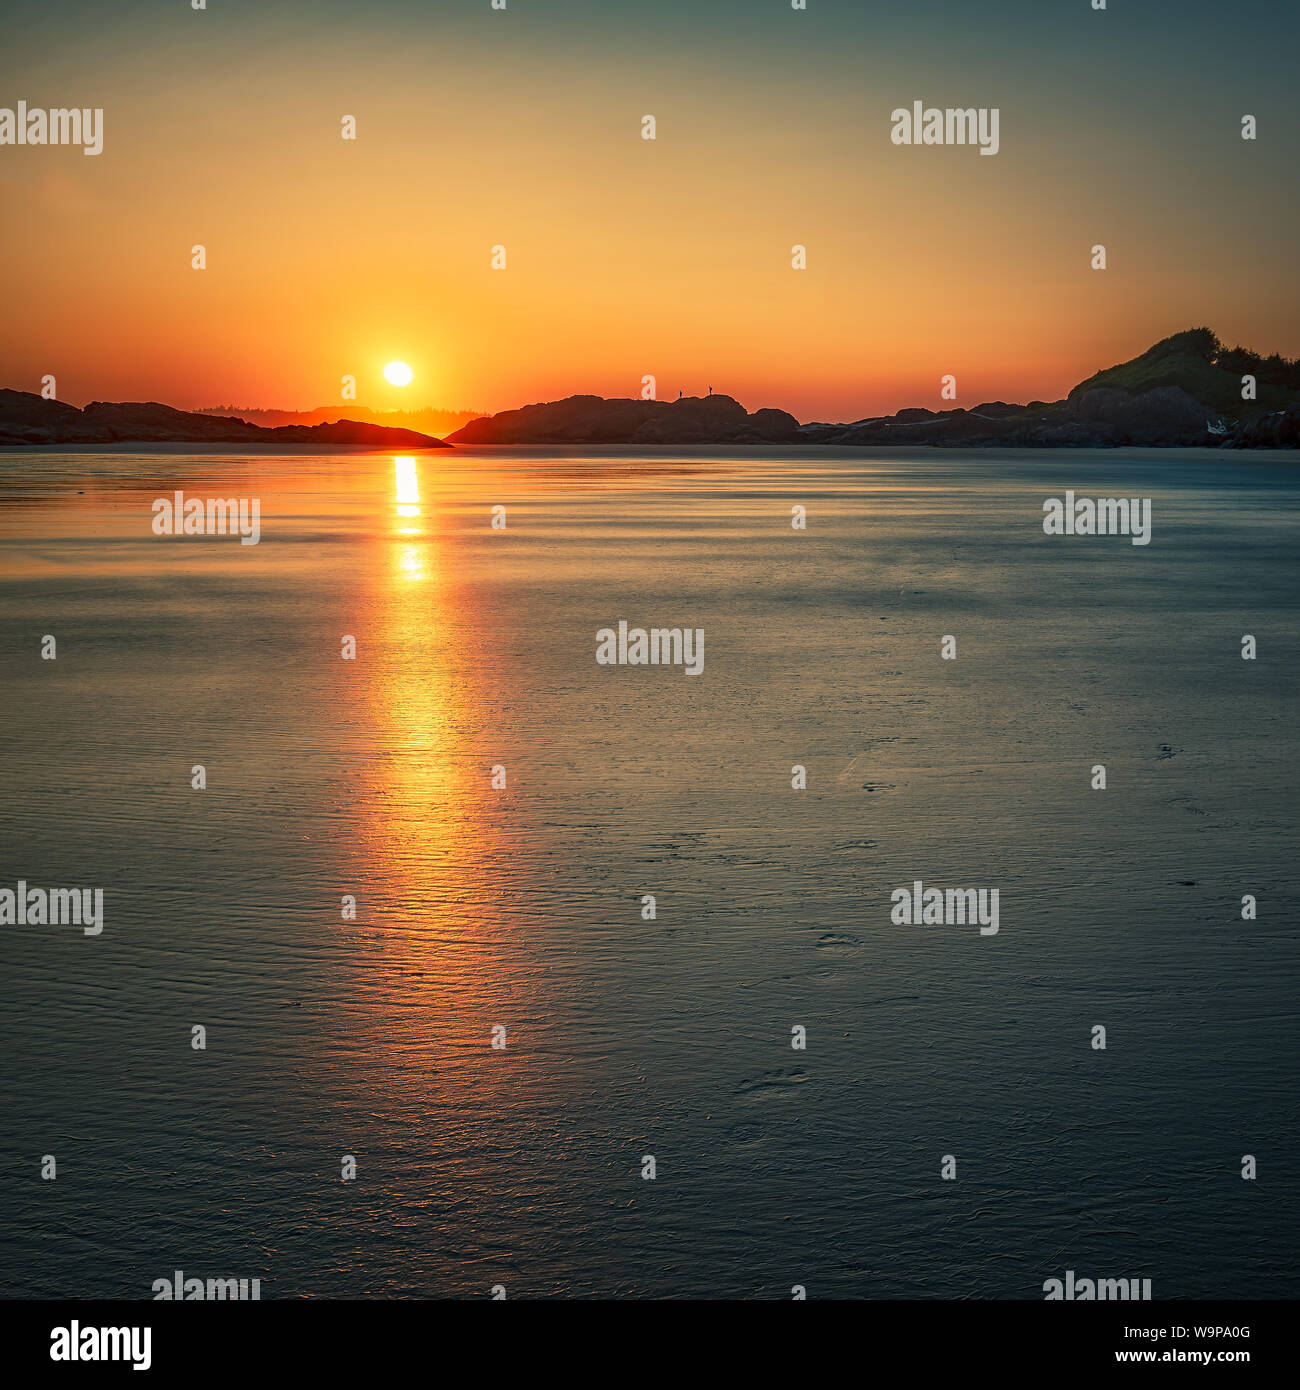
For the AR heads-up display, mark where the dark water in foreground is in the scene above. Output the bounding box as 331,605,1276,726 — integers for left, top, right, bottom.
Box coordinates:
1,446,1297,1299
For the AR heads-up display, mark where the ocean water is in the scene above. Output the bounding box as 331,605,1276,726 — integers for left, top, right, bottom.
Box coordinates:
0,446,1297,1300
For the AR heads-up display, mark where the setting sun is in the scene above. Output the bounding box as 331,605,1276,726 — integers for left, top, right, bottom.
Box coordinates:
384,361,413,387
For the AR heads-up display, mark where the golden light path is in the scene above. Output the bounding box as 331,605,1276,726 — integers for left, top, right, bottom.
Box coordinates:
334,454,524,1094
394,455,420,527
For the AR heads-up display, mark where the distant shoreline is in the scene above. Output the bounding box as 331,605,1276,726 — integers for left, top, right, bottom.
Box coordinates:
0,440,451,453
3,442,1298,461
6,326,1300,450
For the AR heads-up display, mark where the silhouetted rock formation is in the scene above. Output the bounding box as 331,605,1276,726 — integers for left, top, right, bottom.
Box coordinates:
800,330,1300,449
444,332,1298,450
447,393,801,445
0,391,450,447
6,329,1297,451
1230,405,1300,448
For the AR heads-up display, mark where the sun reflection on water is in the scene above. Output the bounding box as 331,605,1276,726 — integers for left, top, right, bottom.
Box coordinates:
394,456,421,506
339,455,522,1082
395,455,421,531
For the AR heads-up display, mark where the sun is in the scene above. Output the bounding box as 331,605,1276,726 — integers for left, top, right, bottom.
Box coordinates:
384,361,414,387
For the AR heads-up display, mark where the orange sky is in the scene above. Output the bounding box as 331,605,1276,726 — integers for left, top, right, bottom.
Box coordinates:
2,1,1296,421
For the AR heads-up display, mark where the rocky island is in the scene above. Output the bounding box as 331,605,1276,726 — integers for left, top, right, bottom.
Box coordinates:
0,393,449,448
447,330,1300,450
446,392,801,446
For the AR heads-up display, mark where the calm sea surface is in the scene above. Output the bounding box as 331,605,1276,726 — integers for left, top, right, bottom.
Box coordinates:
1,446,1297,1299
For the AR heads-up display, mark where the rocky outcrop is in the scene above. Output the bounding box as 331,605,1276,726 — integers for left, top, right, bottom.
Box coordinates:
443,329,1298,449
1227,405,1300,448
265,419,449,446
1066,385,1212,445
807,385,1297,449
0,390,110,444
447,393,800,445
0,390,449,447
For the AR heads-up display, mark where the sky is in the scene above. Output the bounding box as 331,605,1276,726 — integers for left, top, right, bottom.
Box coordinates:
1,0,1297,421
